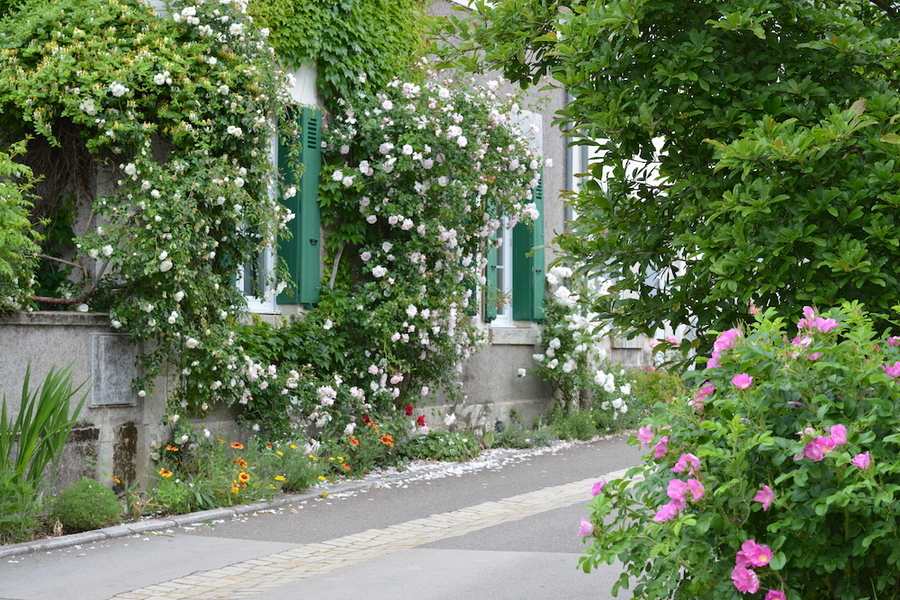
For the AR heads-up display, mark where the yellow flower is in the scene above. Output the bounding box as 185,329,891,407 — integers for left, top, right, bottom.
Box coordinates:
238,472,250,483
289,444,298,449
231,483,239,494
113,476,121,484
317,475,326,481
158,468,174,478
275,450,283,456
274,475,286,482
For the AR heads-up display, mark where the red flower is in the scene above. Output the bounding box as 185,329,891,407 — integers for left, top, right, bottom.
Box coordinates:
231,442,244,450
166,445,179,451
349,435,359,446
405,403,414,416
342,463,352,471
361,414,372,425
381,434,395,447
416,415,426,427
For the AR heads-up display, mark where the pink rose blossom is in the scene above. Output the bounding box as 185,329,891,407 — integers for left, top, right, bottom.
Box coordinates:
830,424,847,446
765,591,787,600
731,565,760,593
732,373,753,389
667,479,689,505
672,453,701,476
851,451,871,470
883,362,900,378
687,478,705,501
652,435,670,459
801,436,835,461
814,317,839,332
753,484,775,510
591,480,607,495
577,518,593,537
636,425,654,448
714,328,742,352
653,500,681,522
741,539,773,567
889,336,900,347
691,383,715,408
706,351,722,369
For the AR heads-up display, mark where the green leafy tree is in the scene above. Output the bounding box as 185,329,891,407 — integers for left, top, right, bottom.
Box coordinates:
434,0,900,351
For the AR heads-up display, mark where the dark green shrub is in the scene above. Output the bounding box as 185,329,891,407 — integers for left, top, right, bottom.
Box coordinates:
51,477,121,533
631,366,686,406
491,423,555,449
552,408,598,441
398,430,482,462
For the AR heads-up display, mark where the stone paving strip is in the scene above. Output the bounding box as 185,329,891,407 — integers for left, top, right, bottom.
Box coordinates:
109,470,628,600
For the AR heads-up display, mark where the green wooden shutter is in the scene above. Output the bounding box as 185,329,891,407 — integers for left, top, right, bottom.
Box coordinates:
511,170,545,321
278,107,322,306
485,241,498,322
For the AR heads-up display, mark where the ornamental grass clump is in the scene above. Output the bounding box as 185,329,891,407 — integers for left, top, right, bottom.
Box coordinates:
579,302,900,599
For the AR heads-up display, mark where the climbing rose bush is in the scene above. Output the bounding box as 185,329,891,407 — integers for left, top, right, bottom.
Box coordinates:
579,302,900,599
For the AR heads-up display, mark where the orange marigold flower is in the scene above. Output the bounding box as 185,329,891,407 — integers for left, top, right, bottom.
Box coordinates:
349,435,359,446
231,442,244,450
380,434,395,447
342,463,352,471
158,468,174,478
166,445,179,451
238,472,250,483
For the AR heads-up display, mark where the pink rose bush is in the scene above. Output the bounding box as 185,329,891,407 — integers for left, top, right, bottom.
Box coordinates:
579,304,900,598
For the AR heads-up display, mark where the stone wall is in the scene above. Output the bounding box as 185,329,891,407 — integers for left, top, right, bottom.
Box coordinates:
0,312,173,492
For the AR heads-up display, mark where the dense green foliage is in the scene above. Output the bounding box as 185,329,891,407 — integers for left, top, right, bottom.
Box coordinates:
249,0,426,109
435,0,900,351
51,477,122,533
581,304,900,598
0,142,39,312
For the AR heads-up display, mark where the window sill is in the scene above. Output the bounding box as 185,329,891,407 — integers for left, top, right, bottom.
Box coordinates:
489,324,540,346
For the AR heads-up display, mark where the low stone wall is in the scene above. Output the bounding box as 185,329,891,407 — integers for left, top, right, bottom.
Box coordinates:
0,312,173,492
0,312,651,495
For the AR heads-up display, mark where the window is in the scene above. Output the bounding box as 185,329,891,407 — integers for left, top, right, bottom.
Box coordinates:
484,168,545,324
239,106,322,311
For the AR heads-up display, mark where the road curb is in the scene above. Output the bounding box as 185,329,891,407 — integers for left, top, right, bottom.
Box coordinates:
0,444,559,560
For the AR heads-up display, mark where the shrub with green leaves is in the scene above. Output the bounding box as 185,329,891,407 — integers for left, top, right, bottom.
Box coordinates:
51,477,121,533
398,429,481,463
579,303,900,599
0,470,42,543
0,141,40,312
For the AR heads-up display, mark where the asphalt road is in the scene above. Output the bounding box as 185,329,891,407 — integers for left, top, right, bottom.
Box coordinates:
0,434,643,600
